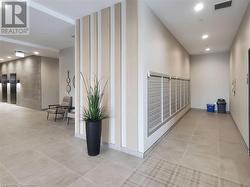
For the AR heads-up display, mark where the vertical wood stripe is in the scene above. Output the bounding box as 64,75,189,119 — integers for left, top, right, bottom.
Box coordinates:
90,13,98,85
115,3,122,146
83,16,91,82
98,11,102,80
101,7,111,143
126,0,138,150
80,16,91,136
110,5,116,144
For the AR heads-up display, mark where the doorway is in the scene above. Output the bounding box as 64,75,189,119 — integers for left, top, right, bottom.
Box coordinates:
2,74,7,102
10,73,17,104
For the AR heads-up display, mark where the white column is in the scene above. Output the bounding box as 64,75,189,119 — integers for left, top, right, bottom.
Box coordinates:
121,0,127,147
74,19,81,137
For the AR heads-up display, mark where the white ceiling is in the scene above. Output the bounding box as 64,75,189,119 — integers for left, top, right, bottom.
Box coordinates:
1,0,121,63
1,0,249,62
4,7,75,51
0,40,59,62
31,0,121,19
146,0,250,55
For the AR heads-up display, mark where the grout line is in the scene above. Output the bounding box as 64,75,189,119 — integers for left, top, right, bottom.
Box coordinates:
22,149,82,186
0,161,20,185
179,112,199,162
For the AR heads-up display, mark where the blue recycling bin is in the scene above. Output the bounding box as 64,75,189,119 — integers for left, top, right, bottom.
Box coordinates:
207,104,215,113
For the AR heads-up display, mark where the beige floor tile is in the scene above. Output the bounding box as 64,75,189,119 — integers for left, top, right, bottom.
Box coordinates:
59,153,103,175
150,144,185,164
84,162,132,187
25,165,80,187
0,149,69,183
68,177,97,187
160,138,188,152
219,141,247,159
37,141,85,163
220,158,241,183
0,147,42,168
167,131,193,142
193,129,219,139
0,164,18,186
181,151,221,176
100,148,143,170
187,143,219,157
0,104,249,187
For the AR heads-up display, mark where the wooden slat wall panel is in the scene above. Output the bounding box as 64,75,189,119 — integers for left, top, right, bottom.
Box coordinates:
91,13,98,81
82,16,90,81
114,3,122,146
77,1,140,149
126,0,139,149
101,7,111,142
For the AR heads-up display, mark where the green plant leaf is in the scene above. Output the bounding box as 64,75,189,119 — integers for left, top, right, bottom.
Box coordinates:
82,76,107,121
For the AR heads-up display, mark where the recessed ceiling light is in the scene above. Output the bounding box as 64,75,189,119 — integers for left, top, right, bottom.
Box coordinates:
34,51,39,55
15,51,25,57
194,2,204,12
205,48,210,52
7,56,12,59
0,59,4,61
202,34,209,39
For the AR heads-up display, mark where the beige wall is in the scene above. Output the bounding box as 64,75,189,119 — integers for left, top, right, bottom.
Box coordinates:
230,3,250,150
191,52,230,111
0,56,42,110
139,2,190,151
41,57,59,109
0,56,59,110
140,3,190,78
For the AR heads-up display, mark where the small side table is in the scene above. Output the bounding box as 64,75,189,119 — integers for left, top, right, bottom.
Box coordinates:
67,111,75,125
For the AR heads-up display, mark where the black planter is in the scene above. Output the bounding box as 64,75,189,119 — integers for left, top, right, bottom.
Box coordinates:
86,120,102,156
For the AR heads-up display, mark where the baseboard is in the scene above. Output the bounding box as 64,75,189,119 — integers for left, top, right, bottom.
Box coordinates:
143,108,191,159
75,134,86,140
103,143,144,158
229,114,250,156
75,134,144,158
191,107,230,114
191,108,206,111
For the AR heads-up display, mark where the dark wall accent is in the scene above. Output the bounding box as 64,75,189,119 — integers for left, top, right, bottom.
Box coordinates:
1,74,7,102
0,56,42,110
10,73,17,104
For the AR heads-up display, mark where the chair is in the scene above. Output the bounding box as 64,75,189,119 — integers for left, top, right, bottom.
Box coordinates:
47,96,72,122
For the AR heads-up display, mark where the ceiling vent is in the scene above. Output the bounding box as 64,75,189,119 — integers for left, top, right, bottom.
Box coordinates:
215,0,232,10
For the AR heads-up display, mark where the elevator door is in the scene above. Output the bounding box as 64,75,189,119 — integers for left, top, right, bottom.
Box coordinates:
2,74,7,102
10,73,17,104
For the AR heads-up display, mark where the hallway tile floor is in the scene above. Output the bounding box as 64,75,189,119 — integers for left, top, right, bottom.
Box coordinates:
0,103,249,187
